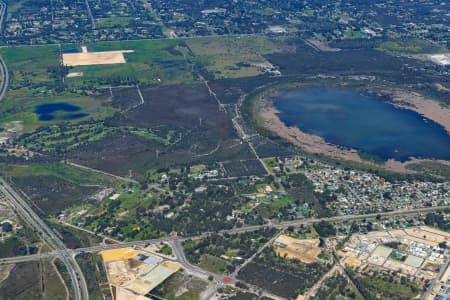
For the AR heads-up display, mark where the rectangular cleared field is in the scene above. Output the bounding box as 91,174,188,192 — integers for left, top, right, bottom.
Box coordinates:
274,235,322,264
63,50,135,66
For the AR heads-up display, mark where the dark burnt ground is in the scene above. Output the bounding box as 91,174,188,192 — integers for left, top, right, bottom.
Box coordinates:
111,83,230,130
110,86,142,110
67,83,256,180
12,175,99,217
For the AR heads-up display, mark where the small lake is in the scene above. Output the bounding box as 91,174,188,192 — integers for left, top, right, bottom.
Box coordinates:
35,103,88,121
274,88,450,161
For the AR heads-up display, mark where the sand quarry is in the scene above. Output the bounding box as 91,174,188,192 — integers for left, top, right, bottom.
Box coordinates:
63,46,134,67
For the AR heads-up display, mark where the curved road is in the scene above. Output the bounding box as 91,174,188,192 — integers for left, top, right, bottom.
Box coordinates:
0,42,9,102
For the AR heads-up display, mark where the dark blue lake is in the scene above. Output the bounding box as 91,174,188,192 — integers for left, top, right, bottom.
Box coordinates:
35,103,88,121
274,88,450,161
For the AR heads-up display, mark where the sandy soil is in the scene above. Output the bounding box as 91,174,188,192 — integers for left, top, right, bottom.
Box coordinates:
257,87,450,173
63,50,134,66
428,53,450,66
434,83,450,92
66,72,83,78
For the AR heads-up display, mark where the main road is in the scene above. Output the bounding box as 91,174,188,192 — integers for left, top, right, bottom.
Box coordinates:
1,203,449,267
0,178,89,300
0,1,7,102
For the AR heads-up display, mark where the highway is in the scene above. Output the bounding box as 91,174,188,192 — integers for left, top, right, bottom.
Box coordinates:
0,1,6,34
0,201,448,300
0,42,8,103
0,1,7,103
0,178,89,300
1,204,449,267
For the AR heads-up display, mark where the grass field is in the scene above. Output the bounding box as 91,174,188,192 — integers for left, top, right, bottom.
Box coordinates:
0,45,60,88
0,162,120,186
379,38,446,55
198,254,228,274
96,17,133,28
187,36,278,79
64,39,195,88
0,44,116,133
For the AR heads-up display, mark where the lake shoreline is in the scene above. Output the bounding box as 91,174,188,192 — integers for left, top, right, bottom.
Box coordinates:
256,86,450,173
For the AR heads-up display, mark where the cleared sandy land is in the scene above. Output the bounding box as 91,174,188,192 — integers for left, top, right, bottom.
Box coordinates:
274,235,322,264
428,53,450,66
66,72,83,78
63,50,134,66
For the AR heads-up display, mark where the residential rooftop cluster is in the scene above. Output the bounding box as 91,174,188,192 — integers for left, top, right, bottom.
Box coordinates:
303,163,449,215
2,0,448,47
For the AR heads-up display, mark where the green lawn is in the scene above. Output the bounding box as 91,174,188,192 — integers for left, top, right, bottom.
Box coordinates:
198,254,228,274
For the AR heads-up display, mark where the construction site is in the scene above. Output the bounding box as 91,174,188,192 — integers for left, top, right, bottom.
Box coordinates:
273,234,324,264
100,246,181,300
338,226,449,284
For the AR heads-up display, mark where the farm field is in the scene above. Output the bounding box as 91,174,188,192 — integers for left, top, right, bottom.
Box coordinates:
64,39,195,88
0,45,60,89
187,36,280,79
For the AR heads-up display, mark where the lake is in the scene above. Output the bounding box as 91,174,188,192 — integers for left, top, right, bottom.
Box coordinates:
35,103,88,121
274,88,450,161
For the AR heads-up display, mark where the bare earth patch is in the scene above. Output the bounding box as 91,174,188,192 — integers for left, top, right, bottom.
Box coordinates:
63,50,134,66
434,83,450,92
67,72,84,78
428,53,450,66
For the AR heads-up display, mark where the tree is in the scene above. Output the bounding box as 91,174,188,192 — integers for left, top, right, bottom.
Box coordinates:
1,222,12,232
314,221,336,237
